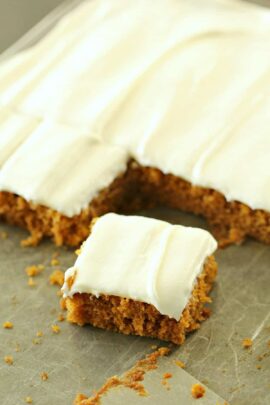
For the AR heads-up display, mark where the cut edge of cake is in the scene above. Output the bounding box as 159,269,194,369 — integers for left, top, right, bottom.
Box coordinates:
0,160,269,248
64,255,217,345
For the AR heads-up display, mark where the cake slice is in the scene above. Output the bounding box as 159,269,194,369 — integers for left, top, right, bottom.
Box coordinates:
62,213,217,344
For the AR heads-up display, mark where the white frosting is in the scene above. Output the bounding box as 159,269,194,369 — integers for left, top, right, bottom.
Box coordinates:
0,107,40,167
0,119,128,216
62,213,217,320
0,0,270,214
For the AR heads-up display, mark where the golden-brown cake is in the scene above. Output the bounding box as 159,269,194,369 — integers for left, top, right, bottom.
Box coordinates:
62,214,218,344
1,0,270,248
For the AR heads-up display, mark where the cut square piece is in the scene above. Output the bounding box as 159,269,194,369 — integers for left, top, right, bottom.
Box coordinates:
62,213,217,344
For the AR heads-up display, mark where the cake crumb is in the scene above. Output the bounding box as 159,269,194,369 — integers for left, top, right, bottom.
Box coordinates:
74,347,170,404
51,258,60,266
158,347,170,356
25,264,44,277
28,277,36,287
161,380,171,390
161,379,167,386
75,248,81,256
75,394,87,403
3,321,13,329
58,313,65,322
49,270,64,286
242,338,253,349
162,372,172,390
25,396,33,404
191,383,205,399
41,372,48,381
4,355,13,365
175,360,186,368
51,324,61,334
36,331,43,337
256,365,262,370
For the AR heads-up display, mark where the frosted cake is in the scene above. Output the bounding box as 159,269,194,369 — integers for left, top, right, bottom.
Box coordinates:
0,0,269,247
62,213,218,344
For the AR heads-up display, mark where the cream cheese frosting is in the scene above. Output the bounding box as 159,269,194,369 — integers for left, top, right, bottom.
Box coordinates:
62,213,217,320
0,0,270,214
0,118,128,216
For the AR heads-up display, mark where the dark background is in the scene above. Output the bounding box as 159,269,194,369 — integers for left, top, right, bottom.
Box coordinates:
0,0,65,53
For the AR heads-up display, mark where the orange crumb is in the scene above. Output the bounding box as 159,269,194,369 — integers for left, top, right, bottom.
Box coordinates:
158,347,170,356
74,346,170,403
163,373,172,379
36,331,43,337
41,372,48,381
25,264,44,277
51,324,61,334
161,374,171,391
242,338,253,349
161,380,167,386
175,360,186,368
51,258,60,266
191,383,206,399
28,277,36,287
49,270,64,286
3,321,13,329
75,394,88,402
25,397,33,404
58,313,65,322
4,355,13,365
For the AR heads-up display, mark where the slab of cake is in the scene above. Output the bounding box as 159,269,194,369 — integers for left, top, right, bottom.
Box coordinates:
0,0,269,248
62,213,218,345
